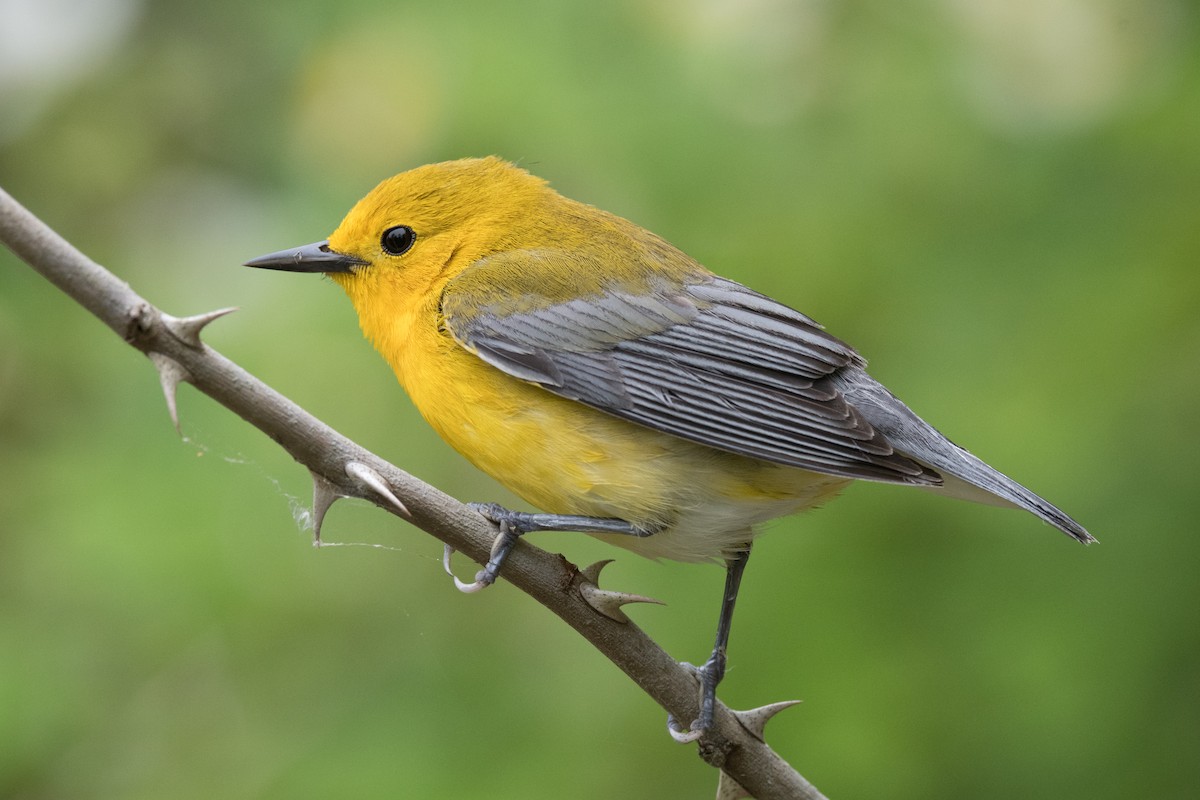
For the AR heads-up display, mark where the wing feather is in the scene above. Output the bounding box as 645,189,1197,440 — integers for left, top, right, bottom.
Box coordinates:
442,255,940,485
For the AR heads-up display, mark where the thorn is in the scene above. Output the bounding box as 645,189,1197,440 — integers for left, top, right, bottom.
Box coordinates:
716,770,751,800
577,560,664,623
310,471,344,546
579,584,664,623
345,461,409,517
162,307,238,348
732,700,802,742
148,352,191,434
579,559,615,585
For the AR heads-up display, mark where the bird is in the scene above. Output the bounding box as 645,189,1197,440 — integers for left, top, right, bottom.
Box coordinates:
244,156,1092,741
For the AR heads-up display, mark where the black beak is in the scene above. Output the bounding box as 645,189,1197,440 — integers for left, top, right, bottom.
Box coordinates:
243,240,367,274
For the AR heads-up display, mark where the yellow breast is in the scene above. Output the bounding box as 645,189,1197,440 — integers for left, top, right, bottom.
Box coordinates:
362,293,848,562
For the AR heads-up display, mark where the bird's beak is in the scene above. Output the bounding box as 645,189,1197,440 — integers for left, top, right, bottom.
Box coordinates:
243,240,367,274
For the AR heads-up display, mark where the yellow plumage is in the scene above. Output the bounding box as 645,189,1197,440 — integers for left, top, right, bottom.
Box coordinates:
325,157,848,562
245,155,1090,740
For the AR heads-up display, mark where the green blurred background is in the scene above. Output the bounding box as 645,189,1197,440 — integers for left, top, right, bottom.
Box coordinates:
2,1,1197,798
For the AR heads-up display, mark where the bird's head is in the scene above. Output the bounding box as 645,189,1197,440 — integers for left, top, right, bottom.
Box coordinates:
244,156,552,313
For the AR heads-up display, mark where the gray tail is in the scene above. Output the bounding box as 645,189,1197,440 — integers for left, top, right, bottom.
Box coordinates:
834,370,1094,544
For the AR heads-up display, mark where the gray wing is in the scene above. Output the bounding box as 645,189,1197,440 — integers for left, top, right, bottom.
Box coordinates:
441,263,941,486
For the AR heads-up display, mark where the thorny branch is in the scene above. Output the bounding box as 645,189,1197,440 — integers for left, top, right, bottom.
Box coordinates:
0,185,828,800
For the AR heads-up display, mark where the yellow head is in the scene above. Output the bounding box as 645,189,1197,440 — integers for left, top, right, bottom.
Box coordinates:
326,157,556,310
243,157,579,359
243,155,708,371
244,156,693,344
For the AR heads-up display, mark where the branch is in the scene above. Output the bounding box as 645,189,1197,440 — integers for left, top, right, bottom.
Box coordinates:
0,185,828,800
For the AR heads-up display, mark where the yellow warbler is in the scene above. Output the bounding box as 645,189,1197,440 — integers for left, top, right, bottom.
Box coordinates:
245,156,1091,740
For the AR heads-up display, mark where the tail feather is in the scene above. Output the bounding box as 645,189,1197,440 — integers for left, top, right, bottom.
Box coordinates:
834,370,1095,544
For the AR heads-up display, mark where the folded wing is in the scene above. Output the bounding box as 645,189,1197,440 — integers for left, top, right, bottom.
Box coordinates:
442,252,940,486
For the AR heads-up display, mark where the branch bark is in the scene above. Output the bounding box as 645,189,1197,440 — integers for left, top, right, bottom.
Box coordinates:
0,185,828,800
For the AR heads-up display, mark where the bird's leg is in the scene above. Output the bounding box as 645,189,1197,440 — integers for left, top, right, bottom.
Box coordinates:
443,502,654,592
668,546,751,743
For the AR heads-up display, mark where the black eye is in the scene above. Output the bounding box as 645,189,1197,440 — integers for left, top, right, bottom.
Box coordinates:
380,225,416,255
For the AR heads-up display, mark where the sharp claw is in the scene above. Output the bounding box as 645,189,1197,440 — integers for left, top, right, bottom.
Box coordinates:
442,544,456,576
345,461,410,516
148,352,190,434
663,663,710,743
162,307,237,348
442,545,492,593
454,575,490,593
666,714,704,744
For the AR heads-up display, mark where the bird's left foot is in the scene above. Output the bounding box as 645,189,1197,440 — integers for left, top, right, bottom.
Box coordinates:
441,504,525,592
443,503,648,593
